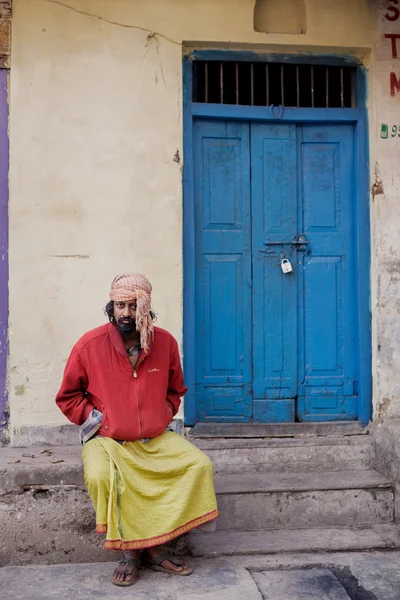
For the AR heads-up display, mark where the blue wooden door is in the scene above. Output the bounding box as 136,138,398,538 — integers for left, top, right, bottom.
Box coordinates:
193,119,358,422
193,120,252,421
251,124,298,422
296,124,358,421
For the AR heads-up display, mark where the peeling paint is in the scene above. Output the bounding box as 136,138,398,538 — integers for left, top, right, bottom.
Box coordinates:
14,384,25,397
50,255,89,259
385,261,400,275
377,396,392,421
372,162,384,198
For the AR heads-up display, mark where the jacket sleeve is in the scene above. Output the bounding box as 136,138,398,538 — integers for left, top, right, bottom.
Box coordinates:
55,346,93,426
166,339,188,416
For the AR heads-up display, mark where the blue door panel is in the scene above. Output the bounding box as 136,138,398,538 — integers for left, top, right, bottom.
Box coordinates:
296,397,358,421
253,399,295,423
297,125,358,421
196,385,252,422
193,120,252,421
193,119,359,423
251,124,297,422
304,256,344,374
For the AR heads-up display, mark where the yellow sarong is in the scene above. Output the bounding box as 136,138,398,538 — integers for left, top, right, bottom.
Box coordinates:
82,431,219,550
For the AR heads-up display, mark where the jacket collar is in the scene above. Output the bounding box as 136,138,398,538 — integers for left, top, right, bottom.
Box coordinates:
107,322,152,361
108,323,127,356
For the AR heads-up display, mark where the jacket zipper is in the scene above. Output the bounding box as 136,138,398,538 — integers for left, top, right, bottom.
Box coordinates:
133,366,142,438
126,356,142,438
128,347,148,438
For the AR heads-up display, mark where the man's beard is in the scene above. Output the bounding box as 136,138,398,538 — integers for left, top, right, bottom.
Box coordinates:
116,318,137,338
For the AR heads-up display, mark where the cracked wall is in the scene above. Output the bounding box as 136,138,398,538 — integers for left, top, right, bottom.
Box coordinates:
5,0,397,438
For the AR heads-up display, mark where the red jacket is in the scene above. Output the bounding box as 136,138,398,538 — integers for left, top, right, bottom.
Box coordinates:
56,323,188,441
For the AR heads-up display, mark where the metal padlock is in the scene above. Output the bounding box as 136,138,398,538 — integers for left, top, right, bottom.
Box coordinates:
281,258,293,274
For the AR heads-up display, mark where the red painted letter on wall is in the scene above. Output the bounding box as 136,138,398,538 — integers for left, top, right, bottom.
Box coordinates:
386,0,400,22
385,33,400,58
390,72,400,95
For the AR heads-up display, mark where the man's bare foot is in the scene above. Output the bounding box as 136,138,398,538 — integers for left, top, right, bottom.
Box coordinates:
143,545,192,575
112,551,140,586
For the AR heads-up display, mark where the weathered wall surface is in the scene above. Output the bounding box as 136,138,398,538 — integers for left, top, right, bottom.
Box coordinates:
371,0,400,421
0,0,11,444
6,0,393,438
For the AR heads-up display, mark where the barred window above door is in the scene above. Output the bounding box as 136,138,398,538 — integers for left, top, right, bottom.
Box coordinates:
192,61,356,108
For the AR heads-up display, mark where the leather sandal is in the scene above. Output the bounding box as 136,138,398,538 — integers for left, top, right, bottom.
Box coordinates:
111,556,140,587
143,552,193,576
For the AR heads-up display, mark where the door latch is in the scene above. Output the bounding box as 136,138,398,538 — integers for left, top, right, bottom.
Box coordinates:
264,235,309,248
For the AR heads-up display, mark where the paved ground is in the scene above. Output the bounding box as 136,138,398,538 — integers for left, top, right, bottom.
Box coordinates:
2,551,400,600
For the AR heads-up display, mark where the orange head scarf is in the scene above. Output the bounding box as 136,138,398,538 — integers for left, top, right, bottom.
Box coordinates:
109,273,154,352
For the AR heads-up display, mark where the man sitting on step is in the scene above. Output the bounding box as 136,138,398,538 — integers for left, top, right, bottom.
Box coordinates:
56,272,219,587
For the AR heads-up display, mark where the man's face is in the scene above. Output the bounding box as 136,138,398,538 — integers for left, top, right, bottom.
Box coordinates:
113,300,137,337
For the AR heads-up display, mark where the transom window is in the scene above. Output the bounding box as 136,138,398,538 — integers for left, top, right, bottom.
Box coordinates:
192,61,356,108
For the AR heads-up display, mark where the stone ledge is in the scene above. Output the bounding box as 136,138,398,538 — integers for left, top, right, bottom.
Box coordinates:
10,424,80,448
0,444,84,496
0,442,104,566
8,420,185,447
0,443,185,566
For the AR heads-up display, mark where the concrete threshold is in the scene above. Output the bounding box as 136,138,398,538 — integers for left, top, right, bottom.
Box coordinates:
188,422,367,438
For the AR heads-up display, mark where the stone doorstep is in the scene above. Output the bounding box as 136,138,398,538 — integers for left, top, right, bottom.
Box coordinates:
1,450,394,532
0,439,389,496
217,488,394,530
192,435,373,450
193,435,376,474
0,442,396,566
215,470,390,494
213,470,394,532
188,422,367,438
188,525,400,557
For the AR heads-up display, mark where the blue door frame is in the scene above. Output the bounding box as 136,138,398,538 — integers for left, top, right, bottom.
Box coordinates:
183,51,371,426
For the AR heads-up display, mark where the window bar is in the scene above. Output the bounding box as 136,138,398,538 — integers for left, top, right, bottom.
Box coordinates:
326,67,329,108
340,67,344,108
250,63,254,106
351,69,356,108
296,65,300,107
311,66,315,108
281,64,284,106
205,62,209,103
220,62,224,104
266,63,269,106
236,63,239,105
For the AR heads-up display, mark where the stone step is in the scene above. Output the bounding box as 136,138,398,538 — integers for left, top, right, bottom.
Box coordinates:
188,524,400,557
188,422,366,439
0,444,393,566
194,435,374,473
214,470,394,530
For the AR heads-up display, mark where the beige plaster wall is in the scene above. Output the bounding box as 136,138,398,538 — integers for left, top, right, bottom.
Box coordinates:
7,0,381,436
370,0,400,421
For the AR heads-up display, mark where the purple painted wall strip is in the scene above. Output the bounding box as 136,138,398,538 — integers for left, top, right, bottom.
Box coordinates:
0,69,9,434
